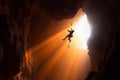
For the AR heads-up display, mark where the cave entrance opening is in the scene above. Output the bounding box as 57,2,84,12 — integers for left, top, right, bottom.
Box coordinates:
66,10,91,50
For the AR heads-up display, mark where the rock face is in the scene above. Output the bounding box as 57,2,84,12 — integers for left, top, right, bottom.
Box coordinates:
39,0,85,19
83,0,120,80
0,13,25,80
0,0,32,80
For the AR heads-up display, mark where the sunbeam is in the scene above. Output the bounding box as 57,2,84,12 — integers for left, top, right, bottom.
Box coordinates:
28,11,91,80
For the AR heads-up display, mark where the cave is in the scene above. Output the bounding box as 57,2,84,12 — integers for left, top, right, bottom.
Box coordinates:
0,0,120,80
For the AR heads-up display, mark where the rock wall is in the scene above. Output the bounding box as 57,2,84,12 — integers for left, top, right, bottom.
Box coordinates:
83,0,120,80
0,0,32,80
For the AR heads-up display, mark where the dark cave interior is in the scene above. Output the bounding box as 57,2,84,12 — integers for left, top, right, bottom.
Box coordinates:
0,0,120,80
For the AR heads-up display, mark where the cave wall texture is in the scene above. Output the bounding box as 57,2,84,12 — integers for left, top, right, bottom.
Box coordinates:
0,0,120,80
83,0,120,80
0,0,32,80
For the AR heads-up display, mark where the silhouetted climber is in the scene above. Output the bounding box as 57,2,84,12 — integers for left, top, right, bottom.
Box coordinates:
63,28,74,42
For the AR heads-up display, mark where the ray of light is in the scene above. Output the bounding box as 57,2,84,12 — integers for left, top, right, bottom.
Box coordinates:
27,12,91,80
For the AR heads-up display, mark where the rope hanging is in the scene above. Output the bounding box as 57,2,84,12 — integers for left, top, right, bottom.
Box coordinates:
68,20,74,48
